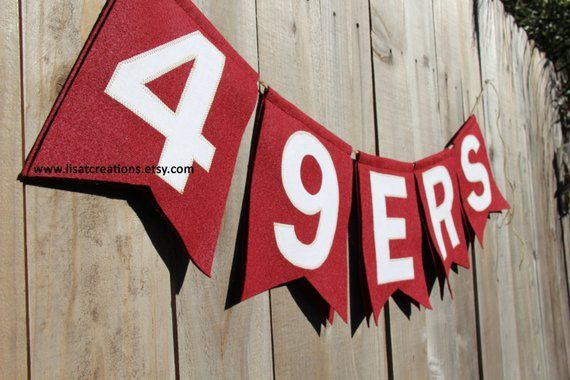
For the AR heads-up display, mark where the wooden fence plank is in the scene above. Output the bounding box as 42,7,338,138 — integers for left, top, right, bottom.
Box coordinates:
481,4,545,378
559,145,570,298
474,2,519,377
22,1,175,377
526,46,570,380
0,0,28,378
476,1,570,377
560,215,570,296
370,0,477,377
368,0,430,376
368,2,428,377
173,1,274,378
507,20,554,379
256,0,389,378
429,1,481,378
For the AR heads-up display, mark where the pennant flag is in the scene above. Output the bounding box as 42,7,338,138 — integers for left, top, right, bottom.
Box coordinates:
357,153,431,322
242,90,353,322
415,149,469,275
450,116,510,244
20,0,259,275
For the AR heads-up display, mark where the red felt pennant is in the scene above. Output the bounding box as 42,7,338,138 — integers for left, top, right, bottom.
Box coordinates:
357,153,431,322
450,116,510,245
20,0,259,275
415,149,469,275
242,90,353,322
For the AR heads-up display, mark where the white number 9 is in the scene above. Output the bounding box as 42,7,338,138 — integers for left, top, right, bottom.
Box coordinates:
274,131,339,270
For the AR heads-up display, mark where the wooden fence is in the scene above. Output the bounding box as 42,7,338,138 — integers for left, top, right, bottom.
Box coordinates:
1,0,569,378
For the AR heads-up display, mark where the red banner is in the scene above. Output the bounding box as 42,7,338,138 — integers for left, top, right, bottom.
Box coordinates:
242,90,353,322
415,149,470,276
450,116,510,244
357,153,431,322
19,0,511,326
20,0,259,275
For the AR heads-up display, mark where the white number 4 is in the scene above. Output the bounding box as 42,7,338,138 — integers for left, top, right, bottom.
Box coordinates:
105,32,225,193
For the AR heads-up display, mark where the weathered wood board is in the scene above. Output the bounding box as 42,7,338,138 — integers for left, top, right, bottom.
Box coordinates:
477,0,570,378
370,0,480,378
22,0,175,378
429,1,481,378
524,37,570,380
369,0,437,377
173,1,274,379
0,1,27,379
256,0,388,378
